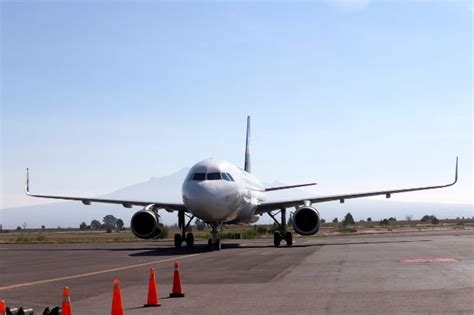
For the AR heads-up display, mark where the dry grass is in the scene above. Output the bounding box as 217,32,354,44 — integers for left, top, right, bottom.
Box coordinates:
0,219,472,244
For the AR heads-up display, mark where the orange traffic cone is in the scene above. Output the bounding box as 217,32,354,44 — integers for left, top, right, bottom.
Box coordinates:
111,279,124,315
0,300,6,315
169,261,185,298
144,268,161,307
62,287,73,315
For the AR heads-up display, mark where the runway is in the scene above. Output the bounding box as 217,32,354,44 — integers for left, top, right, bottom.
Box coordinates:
1,231,473,314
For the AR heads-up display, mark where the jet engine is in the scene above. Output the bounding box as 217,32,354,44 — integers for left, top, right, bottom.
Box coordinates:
291,206,321,236
130,209,162,239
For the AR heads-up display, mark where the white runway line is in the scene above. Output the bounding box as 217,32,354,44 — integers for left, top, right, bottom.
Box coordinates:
0,253,201,291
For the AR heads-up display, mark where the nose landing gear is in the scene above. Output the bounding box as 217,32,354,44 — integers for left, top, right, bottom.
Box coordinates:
207,224,221,251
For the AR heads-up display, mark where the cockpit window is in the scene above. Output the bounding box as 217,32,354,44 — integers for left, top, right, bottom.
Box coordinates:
207,172,221,180
227,173,235,182
222,173,231,181
192,173,206,181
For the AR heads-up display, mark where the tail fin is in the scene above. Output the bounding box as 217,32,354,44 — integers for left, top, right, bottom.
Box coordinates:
244,116,251,173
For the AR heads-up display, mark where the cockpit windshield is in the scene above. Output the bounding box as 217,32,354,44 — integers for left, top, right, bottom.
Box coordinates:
192,173,206,181
189,172,234,182
207,172,221,180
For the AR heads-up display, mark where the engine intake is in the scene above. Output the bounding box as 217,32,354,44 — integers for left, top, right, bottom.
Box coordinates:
292,206,321,236
130,209,162,239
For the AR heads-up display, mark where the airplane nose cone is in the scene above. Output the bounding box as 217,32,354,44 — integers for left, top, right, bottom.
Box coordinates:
182,181,238,222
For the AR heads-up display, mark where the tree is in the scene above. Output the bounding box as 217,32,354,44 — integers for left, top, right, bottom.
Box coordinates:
195,219,206,231
388,217,397,222
22,222,28,230
405,215,413,221
320,218,326,224
332,218,338,223
16,226,22,230
41,225,46,230
90,219,101,230
343,213,355,225
116,219,124,230
421,214,439,224
380,219,390,225
103,215,117,230
421,215,431,223
79,222,87,230
367,217,372,222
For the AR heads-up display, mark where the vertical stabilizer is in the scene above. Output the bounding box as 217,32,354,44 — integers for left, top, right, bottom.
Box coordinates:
244,116,251,173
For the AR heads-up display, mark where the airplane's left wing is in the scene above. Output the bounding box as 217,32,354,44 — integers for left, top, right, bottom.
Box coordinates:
256,157,458,214
24,169,187,212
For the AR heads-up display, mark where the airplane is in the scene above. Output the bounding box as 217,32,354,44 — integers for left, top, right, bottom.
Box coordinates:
25,116,458,251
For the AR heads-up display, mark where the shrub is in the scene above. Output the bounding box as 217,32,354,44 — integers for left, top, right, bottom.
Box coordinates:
338,225,357,233
254,226,268,235
343,213,355,225
156,224,169,239
380,219,390,225
421,215,431,223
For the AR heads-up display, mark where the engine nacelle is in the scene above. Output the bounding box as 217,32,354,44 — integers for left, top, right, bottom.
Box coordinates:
292,206,321,236
130,209,162,239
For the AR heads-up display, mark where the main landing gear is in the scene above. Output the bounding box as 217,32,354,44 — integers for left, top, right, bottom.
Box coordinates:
174,210,195,249
207,223,221,251
268,208,293,247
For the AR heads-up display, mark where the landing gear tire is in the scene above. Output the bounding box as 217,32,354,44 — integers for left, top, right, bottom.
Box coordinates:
186,233,194,248
285,231,293,246
207,238,221,251
207,239,213,251
174,233,182,249
273,231,281,247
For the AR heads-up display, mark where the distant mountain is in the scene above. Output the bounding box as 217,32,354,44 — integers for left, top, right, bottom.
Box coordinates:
1,168,472,229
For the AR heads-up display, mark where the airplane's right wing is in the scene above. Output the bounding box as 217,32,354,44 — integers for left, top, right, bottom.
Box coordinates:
24,169,187,212
256,157,458,214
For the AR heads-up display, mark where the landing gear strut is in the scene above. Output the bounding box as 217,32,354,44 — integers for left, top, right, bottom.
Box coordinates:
174,210,195,249
268,208,293,247
207,223,221,251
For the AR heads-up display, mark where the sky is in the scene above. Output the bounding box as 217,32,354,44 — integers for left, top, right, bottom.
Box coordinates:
1,0,472,211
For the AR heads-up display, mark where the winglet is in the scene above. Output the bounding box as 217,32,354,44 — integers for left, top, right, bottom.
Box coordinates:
244,116,251,173
453,156,458,185
25,168,31,195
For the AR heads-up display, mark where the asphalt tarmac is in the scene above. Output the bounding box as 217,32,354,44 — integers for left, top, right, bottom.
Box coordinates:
1,230,473,314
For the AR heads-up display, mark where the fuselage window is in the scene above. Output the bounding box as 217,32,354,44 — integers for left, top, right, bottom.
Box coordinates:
226,173,235,182
192,173,206,181
207,172,221,180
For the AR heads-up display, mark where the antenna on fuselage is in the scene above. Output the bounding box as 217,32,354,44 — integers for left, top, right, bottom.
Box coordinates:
244,116,251,173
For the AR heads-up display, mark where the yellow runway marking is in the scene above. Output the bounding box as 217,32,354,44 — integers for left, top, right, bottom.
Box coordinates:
0,253,201,291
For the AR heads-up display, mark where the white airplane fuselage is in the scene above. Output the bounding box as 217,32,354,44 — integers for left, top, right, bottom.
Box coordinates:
182,159,265,224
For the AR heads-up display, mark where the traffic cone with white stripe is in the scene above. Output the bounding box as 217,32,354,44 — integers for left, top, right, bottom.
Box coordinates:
169,261,185,298
144,268,161,307
62,287,73,315
111,279,124,315
0,300,6,315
